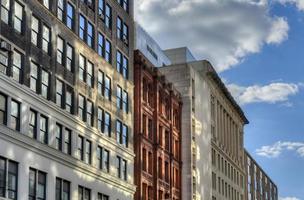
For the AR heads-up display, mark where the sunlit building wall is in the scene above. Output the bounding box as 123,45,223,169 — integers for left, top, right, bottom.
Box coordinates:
0,0,136,198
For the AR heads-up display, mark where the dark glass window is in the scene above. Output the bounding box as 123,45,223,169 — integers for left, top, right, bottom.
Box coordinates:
0,94,6,125
79,55,85,81
63,128,71,155
86,61,93,87
40,115,48,144
29,169,46,200
65,90,72,114
78,186,90,200
97,107,103,132
10,100,20,131
116,85,122,109
85,140,91,165
56,79,63,107
78,135,84,161
29,109,37,139
87,22,94,48
116,17,122,39
122,56,128,79
105,40,111,63
86,100,93,126
0,158,18,200
122,124,128,147
30,62,38,92
57,37,64,65
116,51,122,73
123,23,129,44
66,44,74,71
78,95,85,121
56,177,70,200
97,70,104,96
55,123,63,151
116,120,122,144
41,70,49,99
98,193,109,200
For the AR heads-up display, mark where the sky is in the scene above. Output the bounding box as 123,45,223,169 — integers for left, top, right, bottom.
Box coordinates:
135,0,304,199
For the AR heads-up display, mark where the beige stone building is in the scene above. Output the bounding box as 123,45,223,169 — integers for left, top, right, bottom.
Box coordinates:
160,47,249,200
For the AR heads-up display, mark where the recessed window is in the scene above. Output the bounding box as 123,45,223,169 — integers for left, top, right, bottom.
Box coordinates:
79,15,85,40
97,70,104,96
65,90,73,114
116,85,122,109
87,22,94,48
117,17,122,39
98,193,109,200
1,0,10,24
12,50,22,82
122,56,128,79
40,115,48,144
78,135,84,161
105,4,112,29
0,94,6,125
41,69,49,99
104,76,111,100
42,25,50,53
86,61,93,87
85,140,92,165
78,186,90,200
43,0,49,9
57,37,64,65
31,16,39,46
0,157,18,200
29,109,37,139
122,90,128,113
56,177,70,200
57,0,64,21
10,100,20,131
97,107,104,132
105,40,111,63
66,3,74,30
97,33,104,57
66,44,74,71
78,95,85,121
29,168,46,200
104,112,111,137
63,128,71,155
55,123,63,151
56,79,63,107
14,2,23,33
116,51,122,73
30,62,38,92
0,51,8,74
86,100,93,126
98,0,104,16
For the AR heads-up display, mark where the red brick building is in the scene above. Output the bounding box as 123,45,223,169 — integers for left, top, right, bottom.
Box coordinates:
134,50,183,200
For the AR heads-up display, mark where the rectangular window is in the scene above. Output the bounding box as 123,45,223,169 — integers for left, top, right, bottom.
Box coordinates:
116,17,122,39
116,85,122,109
56,79,63,107
97,70,104,95
98,0,104,16
0,157,18,200
122,124,128,147
78,95,85,121
0,94,6,125
122,90,128,113
122,0,128,12
105,4,111,29
31,16,39,46
87,22,94,48
78,186,90,200
102,149,109,172
122,56,128,79
116,156,121,178
40,115,48,144
57,37,64,65
29,168,46,200
57,0,64,21
66,90,72,113
12,50,22,82
97,146,102,169
41,69,49,99
14,2,23,33
10,100,20,131
85,140,91,165
56,177,70,200
55,123,63,151
42,25,50,53
116,51,122,73
98,193,109,200
0,51,8,74
63,128,71,155
29,109,37,139
66,44,73,71
86,100,93,126
104,112,111,136
30,62,38,92
79,55,85,81
97,107,103,132
1,0,10,24
86,61,93,87
117,156,127,180
79,15,85,40
116,120,122,144
43,0,49,8
78,135,84,161
123,23,128,44
97,33,104,57
104,76,111,100
66,3,74,30
105,40,111,63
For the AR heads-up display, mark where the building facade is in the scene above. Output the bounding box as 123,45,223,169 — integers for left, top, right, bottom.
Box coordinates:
134,50,182,200
245,150,278,200
159,48,248,200
0,0,135,199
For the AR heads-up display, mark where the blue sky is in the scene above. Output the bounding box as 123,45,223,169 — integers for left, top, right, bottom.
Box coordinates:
136,0,304,199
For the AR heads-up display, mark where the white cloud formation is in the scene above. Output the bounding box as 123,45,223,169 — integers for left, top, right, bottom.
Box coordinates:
135,0,289,72
276,0,304,11
279,196,301,200
226,82,299,105
256,141,304,158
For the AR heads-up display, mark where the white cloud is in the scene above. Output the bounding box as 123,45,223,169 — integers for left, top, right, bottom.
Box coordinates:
135,0,289,72
276,0,304,11
226,82,299,105
256,141,304,158
279,197,301,200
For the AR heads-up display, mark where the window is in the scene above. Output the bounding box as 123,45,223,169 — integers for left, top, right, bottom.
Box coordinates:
97,147,109,172
79,15,85,40
97,70,104,95
56,178,70,200
79,55,85,81
29,168,46,200
116,85,122,109
30,62,38,92
57,37,64,65
41,69,49,99
12,50,22,82
78,186,90,200
0,50,8,74
104,112,111,136
31,16,39,46
42,25,50,53
165,161,169,182
66,3,74,29
98,0,104,16
105,40,111,63
55,123,63,151
56,79,63,107
0,157,18,200
63,128,71,155
123,23,128,44
85,140,91,165
29,109,37,139
97,33,104,57
122,124,128,147
57,0,64,21
116,120,122,144
116,51,122,73
122,56,128,78
87,22,94,48
122,0,128,12
0,94,6,125
122,90,128,113
40,115,48,144
43,0,49,8
97,107,103,132
86,100,93,126
104,76,111,100
116,17,122,39
10,100,20,131
117,156,127,180
98,193,109,200
105,4,111,29
65,90,72,113
1,0,10,24
66,44,74,71
78,135,84,161
86,61,93,87
78,95,85,121
14,2,23,33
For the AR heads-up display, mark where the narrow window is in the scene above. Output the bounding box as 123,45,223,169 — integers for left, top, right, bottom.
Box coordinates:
122,56,128,79
78,135,84,161
14,2,23,33
123,23,128,44
56,178,70,200
102,149,109,172
78,186,90,200
79,15,85,40
116,17,122,39
86,100,93,126
85,140,91,164
116,120,122,144
1,0,10,24
56,79,63,107
98,0,104,16
122,90,128,113
122,124,128,147
63,128,71,155
97,70,104,95
116,85,122,109
79,55,85,81
105,40,111,63
29,109,37,139
57,37,64,65
116,51,122,73
55,124,63,151
10,100,20,131
31,16,39,46
43,0,49,8
66,3,74,30
87,22,94,48
97,107,103,132
42,25,50,53
104,112,111,136
97,33,104,57
57,0,64,21
0,50,8,74
29,169,47,200
0,94,6,125
30,62,38,92
65,90,72,113
104,76,111,100
86,61,93,87
41,69,49,99
40,115,48,144
66,44,73,71
78,95,85,121
12,50,22,82
105,4,111,29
